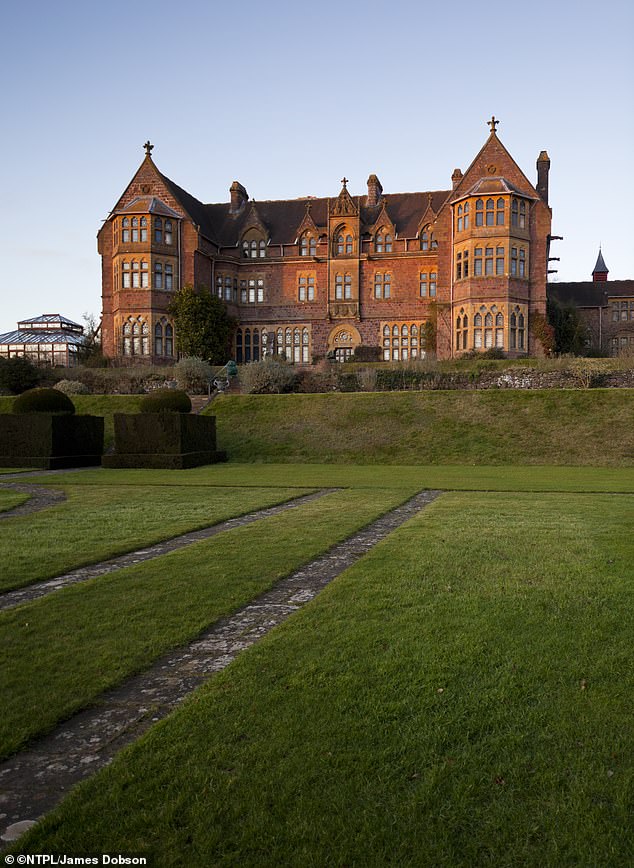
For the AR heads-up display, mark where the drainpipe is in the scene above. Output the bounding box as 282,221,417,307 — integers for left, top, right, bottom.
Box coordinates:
449,209,454,358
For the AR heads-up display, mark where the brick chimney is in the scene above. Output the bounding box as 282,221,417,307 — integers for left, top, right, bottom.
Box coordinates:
451,168,463,190
367,174,383,207
229,181,248,214
536,151,550,204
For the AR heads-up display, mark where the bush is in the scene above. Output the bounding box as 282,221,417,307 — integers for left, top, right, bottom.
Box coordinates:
239,359,298,394
139,389,192,414
0,356,41,394
174,357,214,394
54,379,90,395
13,387,75,415
351,345,381,362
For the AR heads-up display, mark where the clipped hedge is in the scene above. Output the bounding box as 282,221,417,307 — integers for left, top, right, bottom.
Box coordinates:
0,414,104,469
13,388,75,415
139,389,192,414
103,413,225,469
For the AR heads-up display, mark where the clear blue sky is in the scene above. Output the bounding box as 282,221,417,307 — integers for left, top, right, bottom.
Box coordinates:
1,0,632,332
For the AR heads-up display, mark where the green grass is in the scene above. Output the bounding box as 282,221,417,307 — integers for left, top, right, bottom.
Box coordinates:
0,490,29,512
211,390,634,465
27,463,634,493
15,490,633,866
0,487,414,758
0,484,311,592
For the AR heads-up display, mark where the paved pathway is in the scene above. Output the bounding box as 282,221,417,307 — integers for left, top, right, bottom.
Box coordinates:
0,488,440,846
0,483,67,520
0,490,336,612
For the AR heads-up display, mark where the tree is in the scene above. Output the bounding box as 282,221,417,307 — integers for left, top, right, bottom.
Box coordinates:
0,356,41,394
547,297,587,355
79,312,107,367
168,285,235,363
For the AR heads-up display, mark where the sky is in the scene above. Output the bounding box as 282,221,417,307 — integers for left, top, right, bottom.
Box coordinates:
1,0,632,333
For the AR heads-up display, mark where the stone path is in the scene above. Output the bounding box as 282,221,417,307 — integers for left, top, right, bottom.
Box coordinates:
0,488,440,846
0,483,67,520
0,489,337,613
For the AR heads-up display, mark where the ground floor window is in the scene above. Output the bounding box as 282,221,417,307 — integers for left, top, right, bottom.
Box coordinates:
381,322,423,361
154,318,174,356
122,317,150,356
510,307,526,350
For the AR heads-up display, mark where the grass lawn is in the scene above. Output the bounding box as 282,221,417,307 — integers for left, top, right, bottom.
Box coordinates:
27,463,634,493
211,390,634,465
15,489,633,866
0,490,29,512
0,487,414,757
0,484,312,593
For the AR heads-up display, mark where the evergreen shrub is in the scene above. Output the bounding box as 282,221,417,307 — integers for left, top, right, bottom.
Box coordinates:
13,388,75,414
54,380,90,395
139,389,192,414
0,357,41,394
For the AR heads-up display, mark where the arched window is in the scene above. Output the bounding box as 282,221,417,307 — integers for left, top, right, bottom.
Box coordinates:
486,198,495,226
242,232,266,259
484,312,493,348
165,220,173,245
420,228,429,251
302,327,309,363
496,198,505,225
122,321,131,355
495,313,504,348
236,328,243,363
165,264,173,290
244,328,251,363
165,324,173,356
154,217,163,244
336,231,354,255
140,216,147,242
154,262,162,289
132,321,141,355
154,322,163,356
474,313,483,348
253,329,260,362
375,229,392,253
122,218,130,243
131,217,139,243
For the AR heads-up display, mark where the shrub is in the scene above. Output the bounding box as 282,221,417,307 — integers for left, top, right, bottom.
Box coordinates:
174,357,214,393
139,389,192,414
54,379,90,395
239,359,298,394
13,387,75,415
0,356,41,394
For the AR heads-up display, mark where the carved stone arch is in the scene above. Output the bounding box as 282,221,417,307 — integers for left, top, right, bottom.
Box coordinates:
332,222,357,256
326,324,362,351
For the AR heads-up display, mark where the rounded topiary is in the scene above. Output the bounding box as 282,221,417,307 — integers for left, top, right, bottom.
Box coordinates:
139,389,192,414
13,387,76,415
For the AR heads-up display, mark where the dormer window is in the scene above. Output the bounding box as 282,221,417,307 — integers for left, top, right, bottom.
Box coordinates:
300,234,317,256
420,225,437,251
242,230,266,258
375,230,393,253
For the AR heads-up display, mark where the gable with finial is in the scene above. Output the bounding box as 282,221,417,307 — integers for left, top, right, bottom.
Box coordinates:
241,201,269,239
330,178,359,217
294,201,320,240
416,192,438,236
368,198,395,236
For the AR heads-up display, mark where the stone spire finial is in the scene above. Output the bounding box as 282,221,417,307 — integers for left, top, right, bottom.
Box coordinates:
487,116,499,134
143,141,154,157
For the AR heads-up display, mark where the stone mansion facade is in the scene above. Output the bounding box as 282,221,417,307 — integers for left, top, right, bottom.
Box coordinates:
99,119,552,364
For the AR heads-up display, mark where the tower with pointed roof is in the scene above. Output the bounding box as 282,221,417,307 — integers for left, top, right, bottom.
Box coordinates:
99,122,552,364
592,249,609,282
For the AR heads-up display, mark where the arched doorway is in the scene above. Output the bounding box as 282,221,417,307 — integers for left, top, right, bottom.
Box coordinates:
327,324,361,362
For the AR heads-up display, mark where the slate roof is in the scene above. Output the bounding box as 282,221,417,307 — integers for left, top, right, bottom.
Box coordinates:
158,169,450,247
118,197,181,218
548,280,634,307
593,249,609,274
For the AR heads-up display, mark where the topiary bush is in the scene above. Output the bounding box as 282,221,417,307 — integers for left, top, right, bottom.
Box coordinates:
0,356,41,394
13,387,75,415
54,379,90,395
139,389,192,414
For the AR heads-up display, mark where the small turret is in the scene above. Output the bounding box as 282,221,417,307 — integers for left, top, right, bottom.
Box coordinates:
592,248,609,282
451,168,463,190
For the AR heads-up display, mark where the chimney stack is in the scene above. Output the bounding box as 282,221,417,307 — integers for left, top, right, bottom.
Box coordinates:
367,174,383,207
536,151,550,204
451,168,463,190
229,181,248,214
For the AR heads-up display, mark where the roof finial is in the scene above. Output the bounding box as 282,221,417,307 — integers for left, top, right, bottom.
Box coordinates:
340,177,348,188
144,140,154,158
487,116,499,134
